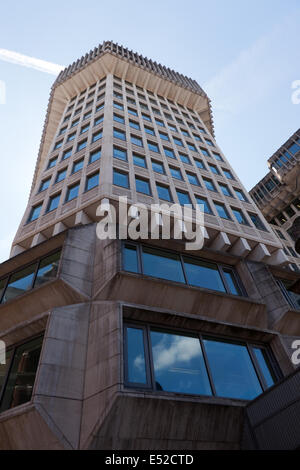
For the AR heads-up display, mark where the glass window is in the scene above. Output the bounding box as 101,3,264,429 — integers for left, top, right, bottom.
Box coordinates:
164,148,175,159
201,148,209,157
142,247,185,283
214,202,230,219
0,277,8,302
187,143,197,152
130,121,140,130
71,119,79,127
195,196,212,214
179,154,190,164
136,177,151,195
194,159,205,169
2,264,37,303
53,140,63,150
55,168,67,183
156,184,172,202
213,153,223,162
159,132,169,141
0,336,43,412
155,119,164,127
203,178,216,192
203,339,263,400
113,147,127,162
39,178,51,192
128,108,138,116
65,183,79,202
34,251,61,288
177,190,192,206
170,167,182,180
113,114,124,124
209,164,220,175
187,173,200,186
83,112,92,120
113,101,123,110
133,154,146,168
125,327,147,384
232,208,248,225
89,148,101,163
144,126,155,135
67,133,76,142
288,142,300,155
47,194,60,213
248,213,266,231
113,170,129,188
223,169,234,180
86,173,99,191
62,149,72,161
219,184,232,197
28,204,42,223
205,139,213,147
0,348,12,401
183,257,226,293
123,244,139,273
131,135,143,147
150,330,212,396
77,140,87,151
47,157,57,169
152,160,164,174
92,131,102,142
223,268,243,296
72,159,84,173
173,137,183,147
148,141,159,153
234,188,247,202
113,128,126,141
253,348,275,389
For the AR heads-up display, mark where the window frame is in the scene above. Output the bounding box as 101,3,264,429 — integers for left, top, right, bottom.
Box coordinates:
123,321,280,397
0,249,62,305
122,242,247,297
0,333,45,411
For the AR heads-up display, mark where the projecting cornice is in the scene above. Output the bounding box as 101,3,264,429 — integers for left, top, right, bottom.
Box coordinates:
30,40,214,197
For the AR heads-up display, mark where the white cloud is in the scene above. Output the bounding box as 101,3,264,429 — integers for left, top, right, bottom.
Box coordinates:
152,334,202,372
0,49,65,75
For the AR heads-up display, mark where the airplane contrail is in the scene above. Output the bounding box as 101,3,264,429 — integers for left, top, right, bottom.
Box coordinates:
0,48,65,75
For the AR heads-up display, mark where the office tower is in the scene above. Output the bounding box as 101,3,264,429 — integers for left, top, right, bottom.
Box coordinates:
250,129,300,274
0,41,299,450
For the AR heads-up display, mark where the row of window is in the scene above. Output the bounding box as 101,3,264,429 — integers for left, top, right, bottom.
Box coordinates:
112,93,208,142
113,169,266,230
0,251,61,304
29,171,99,223
269,198,300,227
69,76,106,104
123,243,245,296
124,323,278,400
112,103,215,151
113,112,222,160
270,137,300,170
39,148,101,194
52,123,103,159
62,87,106,128
113,75,201,123
112,144,240,197
0,320,278,415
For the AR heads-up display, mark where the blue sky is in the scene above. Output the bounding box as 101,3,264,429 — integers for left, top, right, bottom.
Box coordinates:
0,0,299,262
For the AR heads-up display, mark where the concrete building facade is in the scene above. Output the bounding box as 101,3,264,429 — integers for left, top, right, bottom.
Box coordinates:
0,41,299,450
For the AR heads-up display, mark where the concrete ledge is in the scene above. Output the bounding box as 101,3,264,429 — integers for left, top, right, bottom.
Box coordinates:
96,272,268,329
